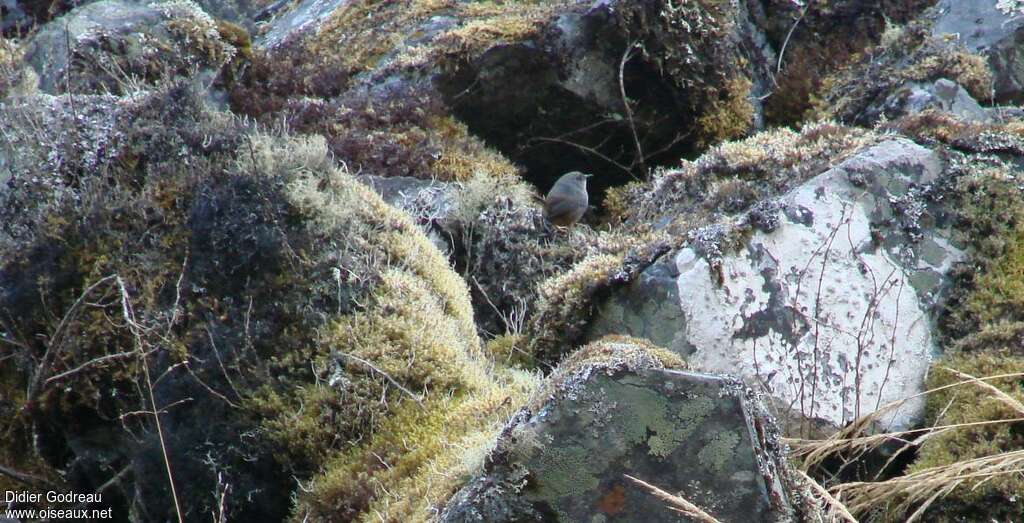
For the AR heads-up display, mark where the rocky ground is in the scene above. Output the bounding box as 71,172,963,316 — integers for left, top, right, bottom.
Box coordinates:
1,0,1024,522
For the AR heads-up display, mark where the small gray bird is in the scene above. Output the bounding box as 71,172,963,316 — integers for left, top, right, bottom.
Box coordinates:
544,171,592,227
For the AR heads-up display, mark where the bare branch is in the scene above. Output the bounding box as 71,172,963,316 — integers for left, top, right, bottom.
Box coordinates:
116,276,185,523
0,463,61,492
619,40,647,178
27,274,119,404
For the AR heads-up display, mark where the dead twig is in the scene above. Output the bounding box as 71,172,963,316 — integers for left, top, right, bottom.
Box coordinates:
336,351,425,408
26,274,119,405
795,469,858,523
624,474,721,523
43,349,140,385
0,463,61,492
528,136,638,180
619,40,647,177
777,0,813,75
116,276,184,523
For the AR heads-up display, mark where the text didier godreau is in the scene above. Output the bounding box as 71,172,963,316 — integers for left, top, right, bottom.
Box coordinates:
5,490,103,503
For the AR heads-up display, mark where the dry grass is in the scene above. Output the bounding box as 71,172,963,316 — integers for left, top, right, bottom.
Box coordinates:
786,370,1024,521
833,449,1024,521
623,474,722,523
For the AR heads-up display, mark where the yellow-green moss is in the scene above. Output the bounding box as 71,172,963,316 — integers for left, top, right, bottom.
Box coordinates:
530,335,688,412
961,226,1024,330
159,0,240,65
229,135,541,521
295,367,537,522
696,76,754,147
601,181,644,224
215,20,253,60
899,353,1024,520
526,253,625,361
308,0,565,79
813,21,994,123
485,333,535,368
905,49,992,101
428,115,521,181
937,166,1024,346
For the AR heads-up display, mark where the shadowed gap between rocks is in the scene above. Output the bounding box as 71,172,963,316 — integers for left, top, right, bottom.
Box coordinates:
436,44,697,207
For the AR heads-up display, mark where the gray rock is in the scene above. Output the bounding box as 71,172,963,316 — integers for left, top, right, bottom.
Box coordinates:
931,0,1024,102
23,0,239,95
358,174,454,254
591,139,964,432
587,256,694,356
257,0,351,49
443,357,794,522
255,0,776,193
896,78,991,122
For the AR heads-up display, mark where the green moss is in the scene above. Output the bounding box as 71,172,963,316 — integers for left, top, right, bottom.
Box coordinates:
227,135,539,521
879,156,1024,521
215,20,253,60
296,366,536,522
0,85,531,521
939,168,1024,346
696,77,754,147
960,226,1024,337
530,335,687,414
526,254,625,363
613,121,877,235
893,353,1024,521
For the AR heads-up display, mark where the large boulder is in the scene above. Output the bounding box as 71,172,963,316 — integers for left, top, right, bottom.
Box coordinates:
0,82,533,521
590,136,966,433
441,337,799,522
526,121,882,367
239,0,775,194
23,0,249,96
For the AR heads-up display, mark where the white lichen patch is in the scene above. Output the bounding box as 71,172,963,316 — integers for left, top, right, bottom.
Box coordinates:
675,140,961,431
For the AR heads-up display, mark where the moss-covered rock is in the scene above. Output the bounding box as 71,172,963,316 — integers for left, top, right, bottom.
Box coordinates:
0,80,537,521
882,353,1024,522
755,0,939,127
813,19,993,126
442,336,800,522
522,122,881,367
237,0,774,200
23,0,248,96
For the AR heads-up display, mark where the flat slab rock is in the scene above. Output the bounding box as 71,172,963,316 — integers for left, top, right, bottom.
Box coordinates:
442,368,793,522
592,139,963,431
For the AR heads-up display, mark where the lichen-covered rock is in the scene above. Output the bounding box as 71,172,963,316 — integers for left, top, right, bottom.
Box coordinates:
676,138,961,431
23,0,249,96
870,77,993,124
931,0,1024,103
441,336,797,522
815,18,993,126
591,136,967,433
526,122,879,366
